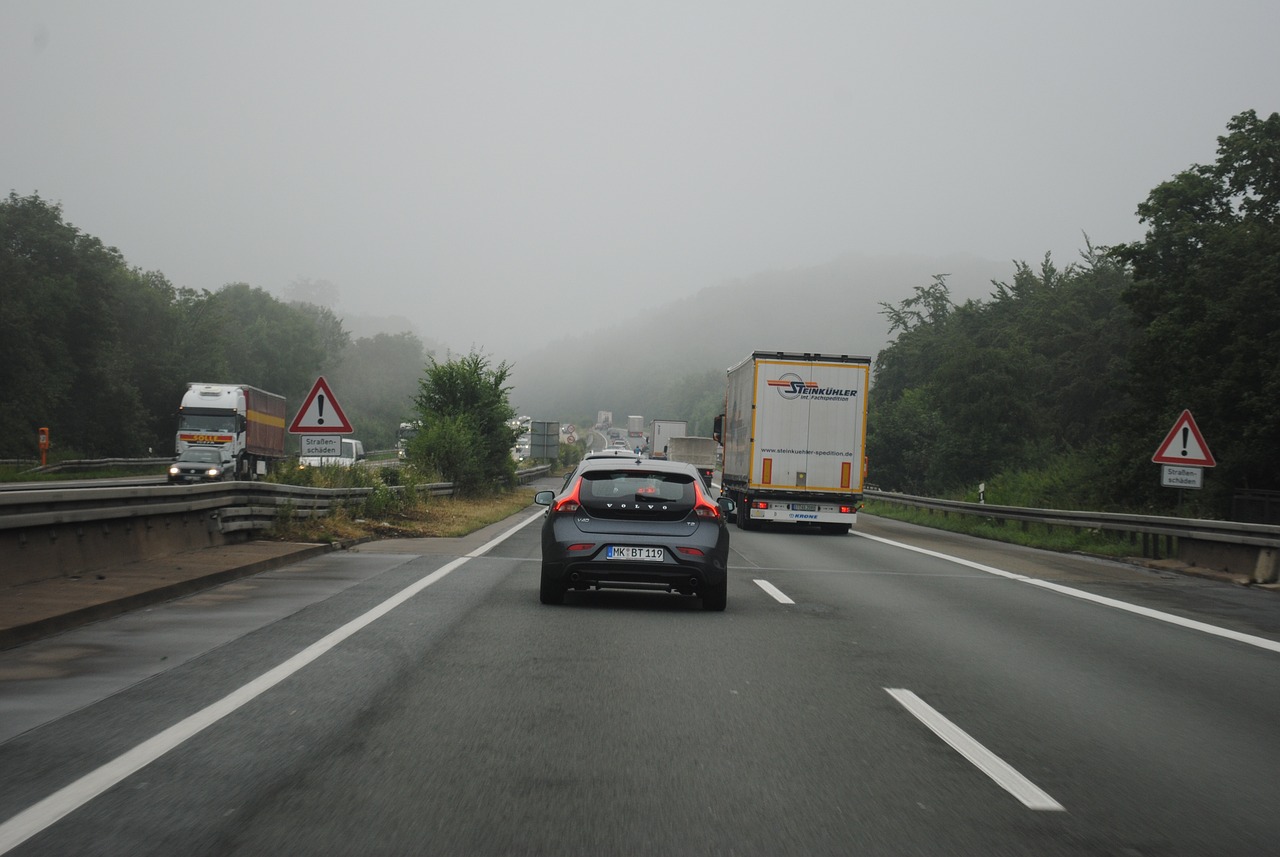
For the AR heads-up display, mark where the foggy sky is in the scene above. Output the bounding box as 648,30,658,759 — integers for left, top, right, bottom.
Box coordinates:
5,1,1278,357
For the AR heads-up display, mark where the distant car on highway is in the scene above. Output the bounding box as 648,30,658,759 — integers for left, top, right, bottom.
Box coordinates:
167,447,229,483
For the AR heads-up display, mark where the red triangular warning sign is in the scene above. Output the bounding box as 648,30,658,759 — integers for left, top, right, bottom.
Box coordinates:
1152,410,1215,467
289,376,354,433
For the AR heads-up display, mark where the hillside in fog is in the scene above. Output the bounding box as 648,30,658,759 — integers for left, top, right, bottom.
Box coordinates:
508,252,1015,421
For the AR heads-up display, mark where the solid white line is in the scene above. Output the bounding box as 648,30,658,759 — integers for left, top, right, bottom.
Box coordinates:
468,509,545,557
0,510,545,854
753,579,795,604
886,688,1065,812
854,531,1280,655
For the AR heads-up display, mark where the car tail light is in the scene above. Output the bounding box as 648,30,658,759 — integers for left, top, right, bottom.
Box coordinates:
553,479,583,513
567,543,595,552
693,481,721,520
675,546,705,556
840,505,855,514
753,500,768,510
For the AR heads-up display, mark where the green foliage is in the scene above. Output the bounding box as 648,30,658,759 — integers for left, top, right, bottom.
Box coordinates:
265,460,408,518
559,440,585,468
199,284,350,407
0,192,429,462
870,112,1279,517
957,451,1117,512
410,352,520,495
866,387,942,494
1111,109,1280,511
0,192,172,456
413,413,483,493
268,460,377,489
879,273,955,335
863,503,1136,558
868,250,1135,500
362,480,398,518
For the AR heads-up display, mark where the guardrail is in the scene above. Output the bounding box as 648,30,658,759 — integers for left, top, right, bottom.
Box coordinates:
16,457,173,474
0,464,552,532
0,465,552,587
865,490,1280,583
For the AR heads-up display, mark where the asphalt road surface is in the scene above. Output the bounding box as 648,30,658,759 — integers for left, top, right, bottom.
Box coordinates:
1,487,1278,856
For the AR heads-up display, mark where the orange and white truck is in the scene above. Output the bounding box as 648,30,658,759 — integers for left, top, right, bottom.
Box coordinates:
715,352,870,533
175,383,287,479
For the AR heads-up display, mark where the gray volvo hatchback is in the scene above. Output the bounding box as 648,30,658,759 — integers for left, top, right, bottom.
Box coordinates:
534,458,735,610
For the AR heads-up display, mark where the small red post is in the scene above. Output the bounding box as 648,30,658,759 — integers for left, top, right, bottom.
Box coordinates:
38,427,50,467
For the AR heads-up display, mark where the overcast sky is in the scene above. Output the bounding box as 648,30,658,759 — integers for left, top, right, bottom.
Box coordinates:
5,1,1278,355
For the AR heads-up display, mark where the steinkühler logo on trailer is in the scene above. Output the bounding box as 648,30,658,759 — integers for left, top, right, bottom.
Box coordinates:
767,373,858,402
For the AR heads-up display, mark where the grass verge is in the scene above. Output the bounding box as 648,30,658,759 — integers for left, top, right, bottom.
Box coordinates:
862,500,1139,558
269,489,540,543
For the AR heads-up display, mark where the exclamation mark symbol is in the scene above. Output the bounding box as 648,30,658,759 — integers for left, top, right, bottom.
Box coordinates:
1181,426,1189,456
317,394,326,425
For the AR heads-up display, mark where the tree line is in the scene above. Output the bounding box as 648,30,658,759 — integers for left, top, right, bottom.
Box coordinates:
540,112,1279,520
0,192,430,457
5,110,1275,517
869,110,1280,519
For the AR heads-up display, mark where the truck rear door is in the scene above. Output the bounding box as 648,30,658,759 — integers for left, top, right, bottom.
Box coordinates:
752,359,868,493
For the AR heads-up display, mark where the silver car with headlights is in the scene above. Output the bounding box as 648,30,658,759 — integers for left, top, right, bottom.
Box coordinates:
167,447,229,483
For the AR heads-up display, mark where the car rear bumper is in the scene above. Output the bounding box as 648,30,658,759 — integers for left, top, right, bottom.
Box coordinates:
541,546,728,594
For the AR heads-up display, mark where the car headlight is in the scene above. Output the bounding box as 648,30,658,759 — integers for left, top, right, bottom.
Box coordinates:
206,468,221,477
169,466,180,475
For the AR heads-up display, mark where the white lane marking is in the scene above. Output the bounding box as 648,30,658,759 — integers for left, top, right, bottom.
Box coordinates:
854,532,1280,655
0,511,545,854
886,688,1065,812
753,579,795,604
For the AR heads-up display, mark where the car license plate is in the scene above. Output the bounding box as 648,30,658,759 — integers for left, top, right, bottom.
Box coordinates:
606,546,664,562
791,503,818,511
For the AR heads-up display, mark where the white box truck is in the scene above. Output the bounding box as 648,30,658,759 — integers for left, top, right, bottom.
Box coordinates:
647,419,688,459
715,352,870,533
667,435,719,487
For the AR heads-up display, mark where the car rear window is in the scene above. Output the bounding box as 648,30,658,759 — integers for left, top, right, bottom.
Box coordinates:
578,469,696,517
